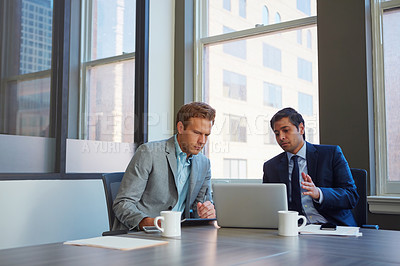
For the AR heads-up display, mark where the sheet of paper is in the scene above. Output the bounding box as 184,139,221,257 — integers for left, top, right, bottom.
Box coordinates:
299,224,362,237
64,236,168,251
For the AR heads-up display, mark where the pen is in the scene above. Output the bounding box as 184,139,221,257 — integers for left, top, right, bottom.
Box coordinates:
203,188,208,203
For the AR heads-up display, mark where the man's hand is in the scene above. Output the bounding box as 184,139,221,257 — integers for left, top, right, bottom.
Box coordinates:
301,172,320,200
138,217,159,230
197,201,216,218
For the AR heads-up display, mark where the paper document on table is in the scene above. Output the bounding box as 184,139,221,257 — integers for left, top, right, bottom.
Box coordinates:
299,224,362,237
64,236,168,250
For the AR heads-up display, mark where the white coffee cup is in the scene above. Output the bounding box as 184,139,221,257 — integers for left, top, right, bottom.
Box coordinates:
278,210,307,236
154,211,182,237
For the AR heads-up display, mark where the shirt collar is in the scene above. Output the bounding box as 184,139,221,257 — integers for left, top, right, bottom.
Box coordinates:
174,134,193,164
286,141,306,161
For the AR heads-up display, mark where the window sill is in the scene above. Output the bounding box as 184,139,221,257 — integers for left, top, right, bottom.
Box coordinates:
368,196,400,214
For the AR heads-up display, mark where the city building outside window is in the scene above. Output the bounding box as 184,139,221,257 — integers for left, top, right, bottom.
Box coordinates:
262,6,269,25
298,57,313,82
1,0,53,138
223,158,247,178
223,26,247,59
275,12,281,23
223,70,247,101
297,0,311,16
263,120,276,145
298,92,313,116
224,114,247,143
307,30,312,49
263,43,282,72
297,29,302,45
196,0,318,179
80,0,136,143
223,0,231,11
239,0,246,18
263,82,282,108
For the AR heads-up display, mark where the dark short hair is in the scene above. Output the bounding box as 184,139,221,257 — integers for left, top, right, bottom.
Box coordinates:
270,107,305,140
176,102,216,129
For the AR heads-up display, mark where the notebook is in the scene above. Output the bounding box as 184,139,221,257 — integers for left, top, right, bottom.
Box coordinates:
212,183,288,229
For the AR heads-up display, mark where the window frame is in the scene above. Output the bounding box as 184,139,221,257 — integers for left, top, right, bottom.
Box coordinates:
0,0,148,180
371,0,400,195
194,0,317,101
79,0,137,142
0,0,54,137
194,1,318,182
223,158,247,178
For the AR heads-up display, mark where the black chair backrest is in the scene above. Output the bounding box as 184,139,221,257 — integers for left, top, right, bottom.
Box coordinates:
102,172,124,230
350,168,367,227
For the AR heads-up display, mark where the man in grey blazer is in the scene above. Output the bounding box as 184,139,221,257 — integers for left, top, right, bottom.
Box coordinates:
113,102,216,231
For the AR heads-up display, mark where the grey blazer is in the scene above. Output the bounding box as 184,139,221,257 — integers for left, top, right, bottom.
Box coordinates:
112,136,212,230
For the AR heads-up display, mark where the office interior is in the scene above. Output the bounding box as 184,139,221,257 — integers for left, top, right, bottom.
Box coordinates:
0,0,399,250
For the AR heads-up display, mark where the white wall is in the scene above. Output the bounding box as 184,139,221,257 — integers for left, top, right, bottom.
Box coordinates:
148,0,175,141
0,179,108,250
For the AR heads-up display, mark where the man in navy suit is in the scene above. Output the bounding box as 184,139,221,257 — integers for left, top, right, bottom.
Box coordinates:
263,108,359,226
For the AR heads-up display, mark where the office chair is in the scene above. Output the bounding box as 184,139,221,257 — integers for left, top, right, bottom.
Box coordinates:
102,172,124,231
350,168,379,229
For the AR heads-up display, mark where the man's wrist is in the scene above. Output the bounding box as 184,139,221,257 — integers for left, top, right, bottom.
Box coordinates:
313,188,323,204
138,217,154,230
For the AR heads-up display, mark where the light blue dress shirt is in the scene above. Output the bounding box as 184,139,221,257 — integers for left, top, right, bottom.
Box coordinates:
287,142,327,224
172,135,192,213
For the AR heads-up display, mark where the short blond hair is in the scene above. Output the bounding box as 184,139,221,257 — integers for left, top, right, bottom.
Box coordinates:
176,102,216,129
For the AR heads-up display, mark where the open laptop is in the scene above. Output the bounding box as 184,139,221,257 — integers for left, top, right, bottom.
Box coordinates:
212,183,288,229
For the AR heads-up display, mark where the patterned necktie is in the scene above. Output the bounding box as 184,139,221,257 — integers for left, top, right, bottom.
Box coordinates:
290,155,303,214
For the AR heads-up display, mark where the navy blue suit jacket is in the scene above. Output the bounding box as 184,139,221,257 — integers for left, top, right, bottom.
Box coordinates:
263,142,359,226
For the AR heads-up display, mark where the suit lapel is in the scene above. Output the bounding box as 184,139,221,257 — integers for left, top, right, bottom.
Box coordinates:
306,142,318,182
189,158,198,200
278,153,289,182
278,153,290,197
166,137,178,184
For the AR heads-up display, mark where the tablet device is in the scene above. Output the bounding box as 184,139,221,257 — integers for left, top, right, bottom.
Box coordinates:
181,218,216,226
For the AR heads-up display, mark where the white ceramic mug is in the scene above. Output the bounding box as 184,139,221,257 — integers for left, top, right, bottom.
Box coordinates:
278,210,307,236
154,211,182,237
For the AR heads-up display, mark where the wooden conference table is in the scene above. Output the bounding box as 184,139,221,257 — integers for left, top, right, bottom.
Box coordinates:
1,224,399,265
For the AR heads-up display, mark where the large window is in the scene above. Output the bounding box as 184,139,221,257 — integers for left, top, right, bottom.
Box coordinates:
80,0,136,143
0,0,55,173
1,0,53,138
197,0,318,179
372,0,400,194
0,0,145,176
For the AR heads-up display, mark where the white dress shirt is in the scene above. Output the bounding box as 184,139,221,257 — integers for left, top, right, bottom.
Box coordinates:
287,142,327,224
